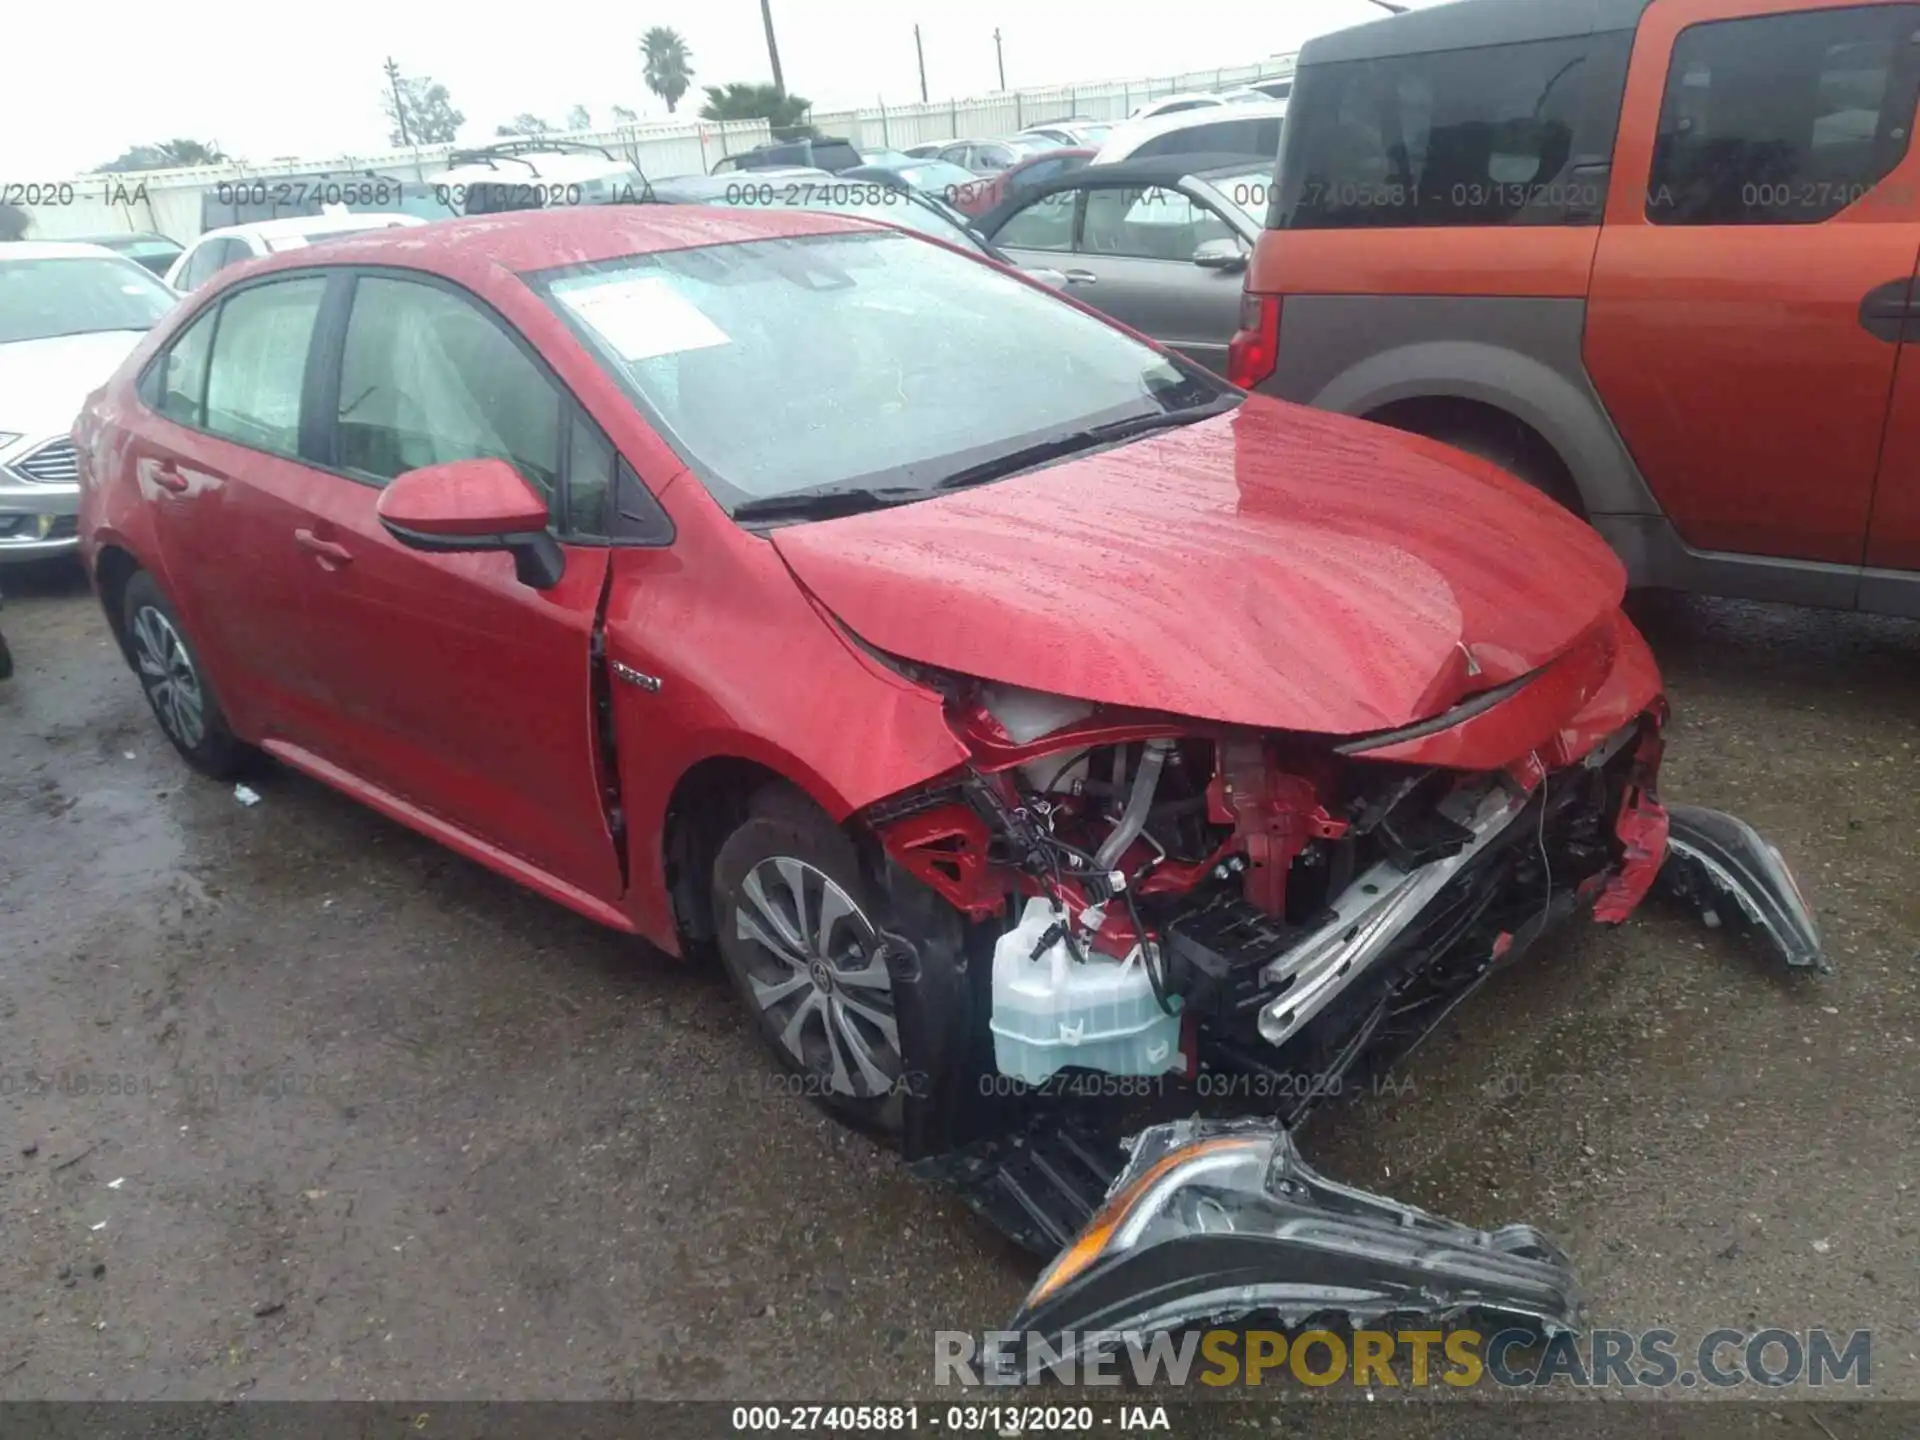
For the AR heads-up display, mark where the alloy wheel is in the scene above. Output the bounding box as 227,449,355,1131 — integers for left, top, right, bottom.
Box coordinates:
131,604,206,750
733,856,902,1098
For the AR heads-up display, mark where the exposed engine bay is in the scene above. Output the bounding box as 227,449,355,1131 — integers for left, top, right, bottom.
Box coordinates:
854,675,1826,1352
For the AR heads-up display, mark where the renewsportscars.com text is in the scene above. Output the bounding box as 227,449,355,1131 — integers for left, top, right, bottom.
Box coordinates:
935,1327,1872,1390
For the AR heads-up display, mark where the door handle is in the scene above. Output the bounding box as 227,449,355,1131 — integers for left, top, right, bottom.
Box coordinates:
1063,268,1098,285
153,461,190,494
294,528,354,567
1860,278,1920,343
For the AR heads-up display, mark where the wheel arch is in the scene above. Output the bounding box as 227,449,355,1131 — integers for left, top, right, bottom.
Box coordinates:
1309,338,1657,520
93,541,144,667
652,743,877,959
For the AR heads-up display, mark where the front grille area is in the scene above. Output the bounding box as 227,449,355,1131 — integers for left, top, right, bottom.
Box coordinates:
15,440,80,484
0,514,76,542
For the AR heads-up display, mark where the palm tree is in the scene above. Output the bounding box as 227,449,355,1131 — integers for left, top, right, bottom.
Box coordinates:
642,27,695,114
759,0,785,94
157,138,227,166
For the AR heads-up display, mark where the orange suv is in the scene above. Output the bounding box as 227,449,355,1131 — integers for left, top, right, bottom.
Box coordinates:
1232,0,1920,616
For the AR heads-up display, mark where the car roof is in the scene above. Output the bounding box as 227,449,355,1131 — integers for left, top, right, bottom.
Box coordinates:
974,151,1272,230
1096,100,1287,162
222,204,871,286
0,241,128,261
195,213,425,243
648,169,834,200
1302,0,1652,64
76,232,177,245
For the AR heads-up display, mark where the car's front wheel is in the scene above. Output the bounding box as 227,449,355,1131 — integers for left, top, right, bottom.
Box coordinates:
711,785,909,1134
122,570,253,779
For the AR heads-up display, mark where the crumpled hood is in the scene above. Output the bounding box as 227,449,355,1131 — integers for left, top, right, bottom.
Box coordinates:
0,331,147,441
772,397,1626,736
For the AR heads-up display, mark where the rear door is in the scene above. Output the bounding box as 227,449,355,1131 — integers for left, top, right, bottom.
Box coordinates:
1584,0,1920,571
134,274,343,745
288,269,621,900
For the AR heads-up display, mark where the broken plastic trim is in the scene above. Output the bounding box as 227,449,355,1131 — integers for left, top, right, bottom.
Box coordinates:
1659,804,1827,973
1002,1119,1581,1377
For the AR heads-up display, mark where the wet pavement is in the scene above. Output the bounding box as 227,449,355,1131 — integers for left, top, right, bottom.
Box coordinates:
1,560,1917,1407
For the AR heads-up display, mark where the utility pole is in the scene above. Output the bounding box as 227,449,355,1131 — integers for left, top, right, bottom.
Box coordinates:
993,28,1005,91
384,57,413,146
760,0,787,95
914,24,928,103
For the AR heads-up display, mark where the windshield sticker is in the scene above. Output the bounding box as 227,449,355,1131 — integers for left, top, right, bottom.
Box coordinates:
559,276,731,362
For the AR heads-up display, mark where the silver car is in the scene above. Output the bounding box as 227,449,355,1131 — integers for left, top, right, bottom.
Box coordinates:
975,154,1268,374
1,243,180,562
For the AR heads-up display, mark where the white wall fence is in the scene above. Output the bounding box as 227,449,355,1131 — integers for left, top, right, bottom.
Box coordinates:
17,55,1295,245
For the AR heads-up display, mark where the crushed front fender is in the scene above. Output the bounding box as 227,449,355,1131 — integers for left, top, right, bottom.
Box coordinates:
1002,1119,1581,1374
1658,804,1827,973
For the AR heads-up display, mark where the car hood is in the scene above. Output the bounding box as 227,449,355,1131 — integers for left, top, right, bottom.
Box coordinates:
771,397,1627,737
0,331,147,440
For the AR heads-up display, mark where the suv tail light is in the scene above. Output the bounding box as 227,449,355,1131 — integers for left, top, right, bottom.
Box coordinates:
1227,292,1281,391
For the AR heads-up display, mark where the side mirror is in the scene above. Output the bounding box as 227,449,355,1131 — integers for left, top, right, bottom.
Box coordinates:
376,458,564,589
1193,237,1249,272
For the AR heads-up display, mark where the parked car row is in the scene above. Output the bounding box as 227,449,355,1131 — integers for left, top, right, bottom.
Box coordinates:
3,0,1867,1361
63,173,1816,1350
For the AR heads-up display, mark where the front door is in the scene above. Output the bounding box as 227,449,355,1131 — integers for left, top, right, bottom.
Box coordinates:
289,271,621,901
1583,0,1920,568
1067,183,1250,371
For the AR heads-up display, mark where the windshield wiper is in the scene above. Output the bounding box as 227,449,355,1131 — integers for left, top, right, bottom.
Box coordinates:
931,394,1240,493
731,485,922,523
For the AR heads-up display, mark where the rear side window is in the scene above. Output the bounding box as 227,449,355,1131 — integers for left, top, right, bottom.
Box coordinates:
179,242,226,292
1132,117,1282,161
1647,4,1920,225
1273,33,1630,228
202,278,327,455
334,276,560,509
1081,186,1235,259
155,308,218,427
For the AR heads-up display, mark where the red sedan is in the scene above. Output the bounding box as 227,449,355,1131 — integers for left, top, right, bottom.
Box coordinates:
72,207,1818,1341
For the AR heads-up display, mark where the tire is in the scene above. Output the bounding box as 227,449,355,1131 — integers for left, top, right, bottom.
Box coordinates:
122,570,253,779
1434,419,1585,517
711,784,910,1135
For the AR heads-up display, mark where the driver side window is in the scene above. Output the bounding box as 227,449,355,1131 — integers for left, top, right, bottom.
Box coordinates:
333,276,561,517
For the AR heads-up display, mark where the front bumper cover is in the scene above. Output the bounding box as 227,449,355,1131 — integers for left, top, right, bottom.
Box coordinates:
1002,1118,1580,1375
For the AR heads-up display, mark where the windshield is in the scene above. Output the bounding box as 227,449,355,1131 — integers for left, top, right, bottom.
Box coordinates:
0,257,176,344
695,185,986,254
96,237,182,260
537,231,1226,515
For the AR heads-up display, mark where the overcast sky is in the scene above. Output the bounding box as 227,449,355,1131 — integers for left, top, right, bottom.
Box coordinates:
4,0,1428,177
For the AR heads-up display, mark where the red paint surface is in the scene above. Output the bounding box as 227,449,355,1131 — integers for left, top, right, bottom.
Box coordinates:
1594,781,1671,925
775,397,1625,736
375,459,550,536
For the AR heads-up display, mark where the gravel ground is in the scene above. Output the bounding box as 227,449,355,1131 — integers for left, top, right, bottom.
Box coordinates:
1,560,1915,1420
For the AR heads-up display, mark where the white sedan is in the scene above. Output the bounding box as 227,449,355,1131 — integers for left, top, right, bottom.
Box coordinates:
0,242,181,561
165,212,425,292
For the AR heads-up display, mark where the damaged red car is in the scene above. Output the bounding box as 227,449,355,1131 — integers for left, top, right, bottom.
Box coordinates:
72,207,1822,1348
